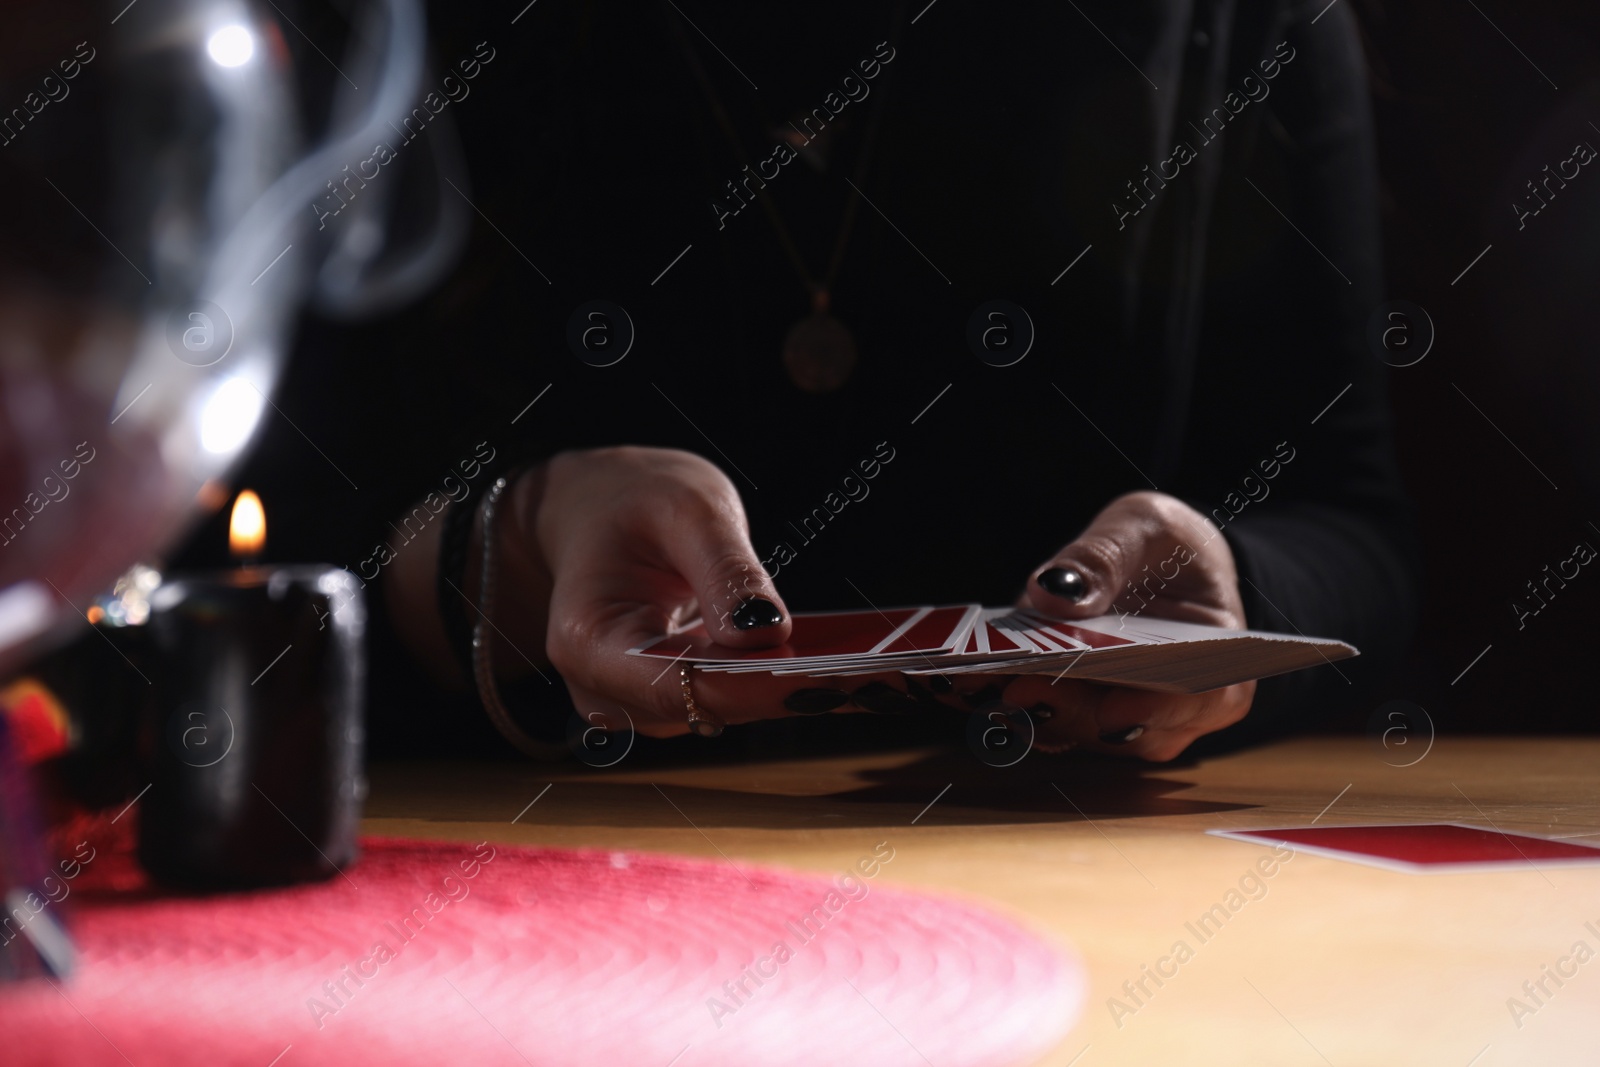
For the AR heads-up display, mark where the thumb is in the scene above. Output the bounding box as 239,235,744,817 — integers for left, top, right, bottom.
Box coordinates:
1024,493,1169,618
658,503,793,649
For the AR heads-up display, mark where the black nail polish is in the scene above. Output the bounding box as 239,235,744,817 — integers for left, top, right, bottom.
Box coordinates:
731,597,783,631
851,682,920,715
960,684,1003,709
928,674,954,694
901,676,944,708
1026,703,1054,722
1098,725,1146,745
783,688,851,715
1038,567,1088,603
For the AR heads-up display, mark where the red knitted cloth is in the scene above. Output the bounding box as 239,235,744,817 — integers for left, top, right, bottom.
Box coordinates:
0,836,1082,1066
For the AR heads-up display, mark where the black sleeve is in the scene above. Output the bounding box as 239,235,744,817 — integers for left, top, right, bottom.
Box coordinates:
1181,1,1420,749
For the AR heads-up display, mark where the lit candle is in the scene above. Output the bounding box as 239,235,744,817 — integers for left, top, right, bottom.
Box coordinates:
229,489,266,563
129,490,367,889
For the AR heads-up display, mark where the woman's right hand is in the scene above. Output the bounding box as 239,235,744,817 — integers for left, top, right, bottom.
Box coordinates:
500,446,920,737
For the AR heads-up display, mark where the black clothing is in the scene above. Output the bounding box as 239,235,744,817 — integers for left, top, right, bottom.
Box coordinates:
207,0,1418,753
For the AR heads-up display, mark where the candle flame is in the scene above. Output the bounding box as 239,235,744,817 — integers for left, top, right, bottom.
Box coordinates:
229,489,266,558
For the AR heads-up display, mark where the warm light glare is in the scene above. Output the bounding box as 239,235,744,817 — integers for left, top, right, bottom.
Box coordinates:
230,490,266,558
207,25,255,68
196,479,230,513
86,605,105,625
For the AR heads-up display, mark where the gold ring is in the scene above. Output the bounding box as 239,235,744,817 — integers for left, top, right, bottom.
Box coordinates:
681,666,724,737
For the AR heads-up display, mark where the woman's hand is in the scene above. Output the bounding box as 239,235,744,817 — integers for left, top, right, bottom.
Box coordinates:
1004,491,1257,760
388,445,930,739
516,447,776,736
503,447,924,737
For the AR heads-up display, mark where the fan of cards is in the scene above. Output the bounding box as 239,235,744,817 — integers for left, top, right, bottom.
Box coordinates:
629,605,1356,694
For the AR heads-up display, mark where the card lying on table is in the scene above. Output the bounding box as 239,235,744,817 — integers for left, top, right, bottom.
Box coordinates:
626,605,1356,694
1209,824,1600,873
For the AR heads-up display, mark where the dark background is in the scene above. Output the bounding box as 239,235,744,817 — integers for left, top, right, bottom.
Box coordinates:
1344,0,1600,734
172,1,1600,741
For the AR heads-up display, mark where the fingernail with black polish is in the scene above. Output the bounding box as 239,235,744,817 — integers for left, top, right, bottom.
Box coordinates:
851,682,920,715
731,597,784,631
1038,566,1089,603
927,674,954,694
960,684,1003,709
1026,703,1054,722
783,688,851,715
1098,725,1146,745
902,676,943,708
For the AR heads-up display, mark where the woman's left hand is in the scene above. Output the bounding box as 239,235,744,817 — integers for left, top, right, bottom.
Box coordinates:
1001,490,1257,760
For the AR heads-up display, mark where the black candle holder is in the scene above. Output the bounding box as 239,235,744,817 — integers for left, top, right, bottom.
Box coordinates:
136,566,365,889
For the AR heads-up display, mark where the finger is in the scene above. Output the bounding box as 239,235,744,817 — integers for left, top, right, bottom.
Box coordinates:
551,561,951,735
550,611,928,734
876,671,1017,714
999,676,1108,746
698,671,915,720
573,671,921,743
1091,687,1204,749
1025,493,1176,618
1001,676,1253,760
651,490,792,650
567,682,687,740
1096,682,1253,745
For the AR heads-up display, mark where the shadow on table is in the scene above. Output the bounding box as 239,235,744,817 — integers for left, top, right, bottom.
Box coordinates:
369,742,1254,831
630,749,1252,829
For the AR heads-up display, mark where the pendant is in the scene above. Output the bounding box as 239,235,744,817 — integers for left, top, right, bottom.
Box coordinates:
782,291,857,393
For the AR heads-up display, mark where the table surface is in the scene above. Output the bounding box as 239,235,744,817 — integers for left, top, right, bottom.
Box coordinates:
365,736,1600,1067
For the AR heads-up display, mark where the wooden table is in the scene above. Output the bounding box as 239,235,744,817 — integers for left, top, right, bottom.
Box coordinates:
365,736,1600,1067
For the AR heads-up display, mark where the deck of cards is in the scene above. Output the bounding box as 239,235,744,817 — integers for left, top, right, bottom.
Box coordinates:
629,606,1357,693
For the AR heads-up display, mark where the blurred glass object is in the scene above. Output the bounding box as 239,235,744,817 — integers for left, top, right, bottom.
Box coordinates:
0,0,454,673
